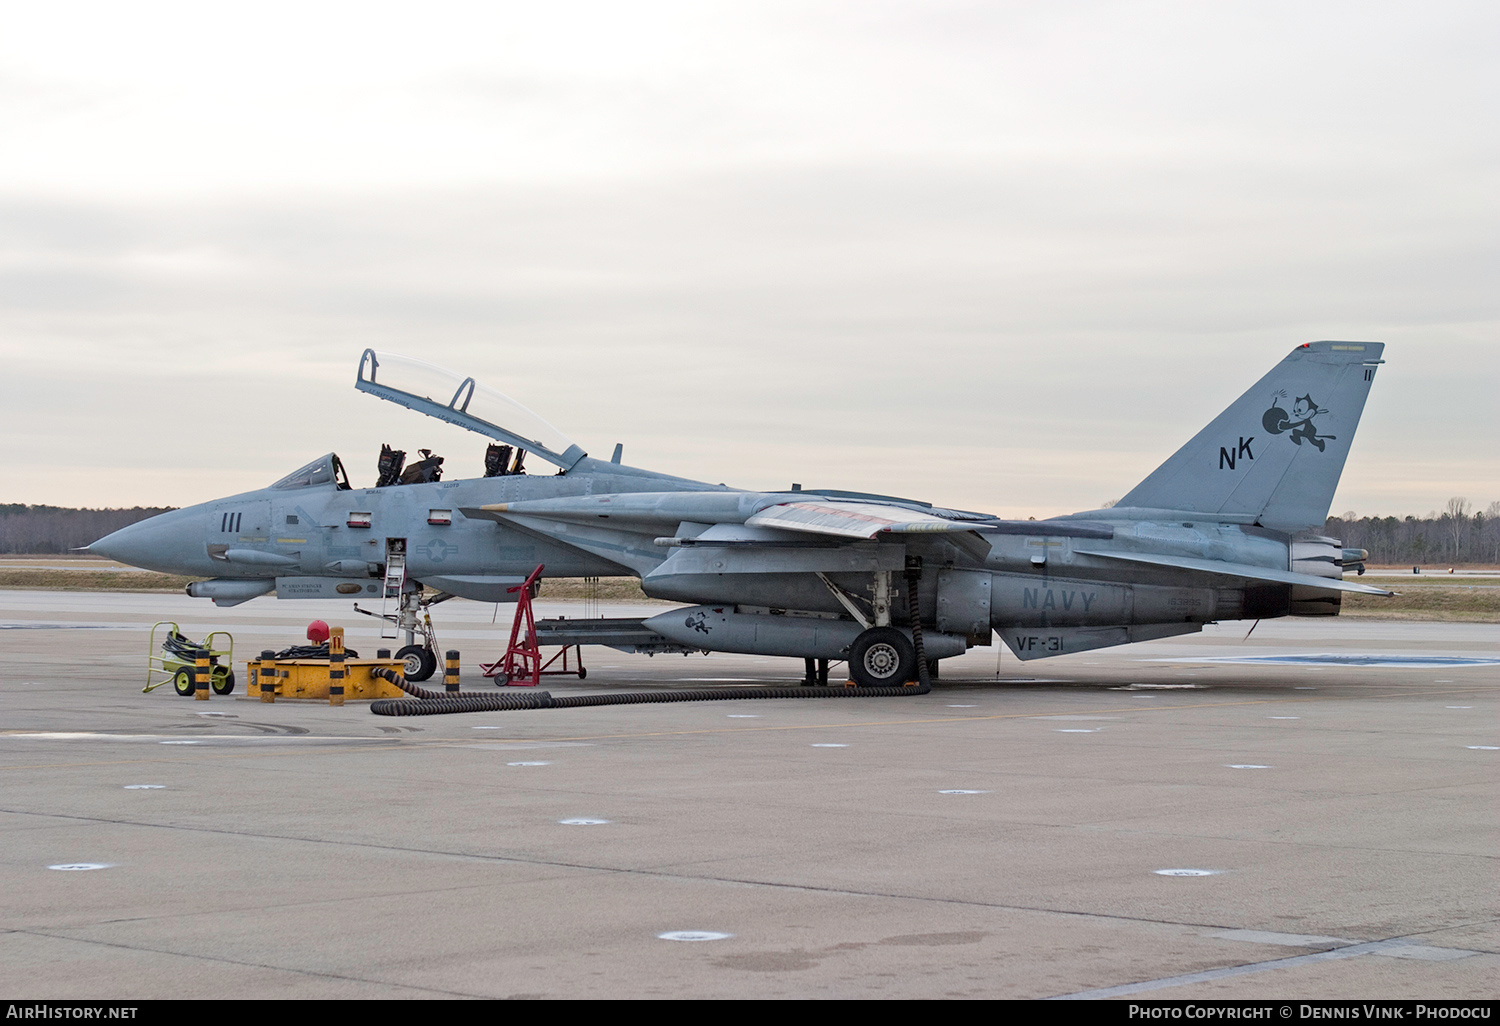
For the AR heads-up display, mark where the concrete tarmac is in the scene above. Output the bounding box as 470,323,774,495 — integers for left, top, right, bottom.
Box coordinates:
1,590,1496,1000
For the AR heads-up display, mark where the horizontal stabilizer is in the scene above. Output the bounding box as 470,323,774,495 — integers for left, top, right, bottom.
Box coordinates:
1075,549,1393,595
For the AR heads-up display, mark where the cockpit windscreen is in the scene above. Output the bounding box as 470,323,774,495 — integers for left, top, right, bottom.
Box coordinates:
270,453,351,490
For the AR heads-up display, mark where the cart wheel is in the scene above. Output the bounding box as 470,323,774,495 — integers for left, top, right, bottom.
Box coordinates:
492,673,511,687
212,670,236,696
172,668,196,697
578,667,587,680
396,645,437,682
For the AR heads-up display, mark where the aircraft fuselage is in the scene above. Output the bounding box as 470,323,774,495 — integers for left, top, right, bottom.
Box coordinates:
90,341,1390,678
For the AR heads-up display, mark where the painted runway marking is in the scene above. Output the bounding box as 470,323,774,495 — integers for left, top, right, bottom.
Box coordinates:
44,685,1468,758
1154,869,1219,877
658,931,732,942
123,784,164,789
48,863,113,871
462,741,592,751
810,743,848,747
1466,746,1498,750
1,623,123,630
1158,654,1500,668
558,818,610,825
507,761,551,766
1111,683,1203,690
1376,945,1481,961
1267,716,1300,719
6,732,128,740
938,790,989,794
1226,764,1271,769
1211,930,1352,948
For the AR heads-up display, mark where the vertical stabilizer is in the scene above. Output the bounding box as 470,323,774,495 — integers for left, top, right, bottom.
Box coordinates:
1116,342,1384,534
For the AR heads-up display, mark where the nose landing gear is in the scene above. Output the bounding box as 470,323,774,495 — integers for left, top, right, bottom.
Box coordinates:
354,588,452,682
394,644,438,681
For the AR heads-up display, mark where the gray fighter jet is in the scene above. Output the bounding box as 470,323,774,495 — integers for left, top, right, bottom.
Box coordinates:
92,343,1391,684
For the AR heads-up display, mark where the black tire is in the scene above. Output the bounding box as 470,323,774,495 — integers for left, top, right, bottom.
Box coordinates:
577,666,587,680
848,627,916,687
396,644,437,681
172,668,196,697
212,670,236,696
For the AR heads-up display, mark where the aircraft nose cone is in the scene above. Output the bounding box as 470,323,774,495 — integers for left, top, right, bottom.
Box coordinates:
88,526,132,562
90,510,198,573
90,522,149,565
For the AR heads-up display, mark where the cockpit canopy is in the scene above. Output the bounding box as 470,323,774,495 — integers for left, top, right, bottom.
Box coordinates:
356,350,586,471
271,453,351,491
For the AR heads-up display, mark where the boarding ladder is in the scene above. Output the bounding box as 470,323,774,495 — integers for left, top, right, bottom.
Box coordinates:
379,549,407,639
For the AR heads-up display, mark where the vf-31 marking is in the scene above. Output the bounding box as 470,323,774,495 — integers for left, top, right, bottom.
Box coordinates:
93,341,1391,685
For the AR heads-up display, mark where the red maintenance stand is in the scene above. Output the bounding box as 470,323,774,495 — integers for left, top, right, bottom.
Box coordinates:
480,564,587,686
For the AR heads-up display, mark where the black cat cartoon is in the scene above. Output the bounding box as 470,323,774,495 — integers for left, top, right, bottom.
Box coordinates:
1262,390,1335,452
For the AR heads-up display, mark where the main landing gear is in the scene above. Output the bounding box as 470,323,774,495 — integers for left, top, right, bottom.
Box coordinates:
849,626,917,687
827,560,935,689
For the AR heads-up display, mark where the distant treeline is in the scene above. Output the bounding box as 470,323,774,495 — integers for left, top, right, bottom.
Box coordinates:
0,504,176,555
1328,499,1500,566
3,500,1498,564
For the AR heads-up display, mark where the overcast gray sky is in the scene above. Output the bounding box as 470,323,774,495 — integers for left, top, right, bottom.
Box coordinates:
2,0,1495,519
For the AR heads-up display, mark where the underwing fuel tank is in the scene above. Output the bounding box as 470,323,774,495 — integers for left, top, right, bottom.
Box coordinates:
185,579,276,607
644,606,968,661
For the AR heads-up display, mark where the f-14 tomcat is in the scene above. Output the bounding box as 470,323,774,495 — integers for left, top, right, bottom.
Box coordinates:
93,344,1390,684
